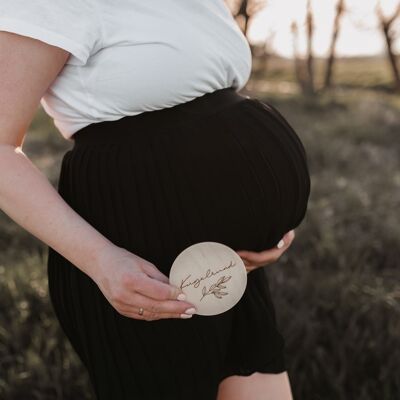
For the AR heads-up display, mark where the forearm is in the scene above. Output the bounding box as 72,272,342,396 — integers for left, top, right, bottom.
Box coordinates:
0,144,113,279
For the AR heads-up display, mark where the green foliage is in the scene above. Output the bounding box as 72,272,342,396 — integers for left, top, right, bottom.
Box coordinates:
0,255,94,400
1,74,399,398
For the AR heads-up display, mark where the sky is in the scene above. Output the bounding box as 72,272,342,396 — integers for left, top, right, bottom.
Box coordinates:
246,0,400,58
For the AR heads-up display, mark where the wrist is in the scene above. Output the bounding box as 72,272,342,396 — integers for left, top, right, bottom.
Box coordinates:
79,236,116,280
89,240,135,279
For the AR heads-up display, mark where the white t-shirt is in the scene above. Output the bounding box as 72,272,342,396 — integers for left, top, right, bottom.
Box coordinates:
0,0,252,140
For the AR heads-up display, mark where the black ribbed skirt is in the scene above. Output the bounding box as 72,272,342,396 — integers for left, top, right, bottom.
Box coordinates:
47,87,311,400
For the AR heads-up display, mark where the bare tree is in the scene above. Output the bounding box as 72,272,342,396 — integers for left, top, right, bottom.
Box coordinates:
376,1,400,91
324,0,346,89
291,2,317,97
305,0,316,94
231,0,267,38
291,21,309,93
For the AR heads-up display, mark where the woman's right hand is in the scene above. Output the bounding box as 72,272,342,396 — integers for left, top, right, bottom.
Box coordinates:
0,32,197,323
90,244,197,321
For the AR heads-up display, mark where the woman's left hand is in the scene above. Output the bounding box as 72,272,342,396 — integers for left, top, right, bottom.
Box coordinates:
235,230,296,274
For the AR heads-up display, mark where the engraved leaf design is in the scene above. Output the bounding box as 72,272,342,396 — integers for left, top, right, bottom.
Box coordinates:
199,275,232,301
216,276,224,285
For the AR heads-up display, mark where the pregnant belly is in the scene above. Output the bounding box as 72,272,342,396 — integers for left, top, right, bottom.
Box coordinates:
60,97,311,275
164,97,311,255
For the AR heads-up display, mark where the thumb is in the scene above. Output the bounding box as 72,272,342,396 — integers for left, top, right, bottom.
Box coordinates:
141,262,169,284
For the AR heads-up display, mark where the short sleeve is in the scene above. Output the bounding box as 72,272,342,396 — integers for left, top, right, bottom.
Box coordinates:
0,0,102,66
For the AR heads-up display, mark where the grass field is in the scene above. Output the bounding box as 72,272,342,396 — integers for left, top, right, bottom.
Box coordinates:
1,56,399,399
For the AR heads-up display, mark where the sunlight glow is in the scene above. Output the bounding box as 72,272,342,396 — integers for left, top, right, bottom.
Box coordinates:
246,0,400,57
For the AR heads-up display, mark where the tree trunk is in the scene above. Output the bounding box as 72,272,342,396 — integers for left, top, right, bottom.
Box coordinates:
324,0,345,89
377,2,400,91
305,0,315,95
382,24,400,91
233,0,267,39
291,21,308,94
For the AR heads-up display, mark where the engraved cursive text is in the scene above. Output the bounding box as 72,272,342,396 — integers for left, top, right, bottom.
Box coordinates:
180,259,236,289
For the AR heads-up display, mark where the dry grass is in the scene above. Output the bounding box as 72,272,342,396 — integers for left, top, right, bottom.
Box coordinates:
1,57,399,399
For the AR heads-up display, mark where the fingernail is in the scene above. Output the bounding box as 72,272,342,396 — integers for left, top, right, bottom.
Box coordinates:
177,293,186,301
184,307,196,315
180,313,193,319
277,239,285,249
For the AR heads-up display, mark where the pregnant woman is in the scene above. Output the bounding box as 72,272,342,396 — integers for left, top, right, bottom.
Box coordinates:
0,1,310,399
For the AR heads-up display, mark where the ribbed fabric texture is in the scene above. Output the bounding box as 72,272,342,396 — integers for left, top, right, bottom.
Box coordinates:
47,88,311,400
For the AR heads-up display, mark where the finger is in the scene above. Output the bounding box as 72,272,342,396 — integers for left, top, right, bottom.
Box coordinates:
119,312,147,321
117,308,159,321
239,255,261,266
237,249,277,264
121,309,192,321
116,292,196,315
131,273,187,301
278,230,294,245
236,232,295,263
241,258,252,266
236,230,296,257
242,255,268,267
281,229,295,245
140,262,169,284
285,229,296,240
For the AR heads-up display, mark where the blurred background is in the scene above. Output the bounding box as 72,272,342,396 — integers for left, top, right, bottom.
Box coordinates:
1,0,400,399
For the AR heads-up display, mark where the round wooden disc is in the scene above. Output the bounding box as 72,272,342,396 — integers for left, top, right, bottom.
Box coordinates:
169,241,247,316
